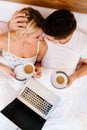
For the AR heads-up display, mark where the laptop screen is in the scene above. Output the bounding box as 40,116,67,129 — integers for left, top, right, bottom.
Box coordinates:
1,98,46,130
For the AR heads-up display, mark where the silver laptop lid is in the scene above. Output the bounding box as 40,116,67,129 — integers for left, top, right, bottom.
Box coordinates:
17,78,60,120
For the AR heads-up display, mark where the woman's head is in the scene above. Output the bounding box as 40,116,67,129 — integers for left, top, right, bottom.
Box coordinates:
16,7,46,40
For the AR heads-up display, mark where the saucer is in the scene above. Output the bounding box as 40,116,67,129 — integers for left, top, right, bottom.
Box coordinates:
14,65,27,81
51,71,69,89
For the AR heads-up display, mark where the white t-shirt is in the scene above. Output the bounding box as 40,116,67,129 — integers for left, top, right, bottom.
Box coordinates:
42,30,87,75
0,21,8,34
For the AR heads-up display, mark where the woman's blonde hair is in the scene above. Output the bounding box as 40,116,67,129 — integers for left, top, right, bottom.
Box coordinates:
16,7,46,37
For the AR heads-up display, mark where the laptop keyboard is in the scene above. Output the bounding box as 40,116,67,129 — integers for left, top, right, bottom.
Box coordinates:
20,87,53,116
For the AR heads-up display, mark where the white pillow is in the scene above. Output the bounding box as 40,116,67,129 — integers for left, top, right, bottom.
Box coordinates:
0,21,8,34
77,13,87,34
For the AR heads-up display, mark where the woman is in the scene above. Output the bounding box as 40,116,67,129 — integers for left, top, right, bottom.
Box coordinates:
0,7,47,110
0,7,47,77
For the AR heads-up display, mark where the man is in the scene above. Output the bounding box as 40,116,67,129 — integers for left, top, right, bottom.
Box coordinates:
41,9,87,130
42,9,87,87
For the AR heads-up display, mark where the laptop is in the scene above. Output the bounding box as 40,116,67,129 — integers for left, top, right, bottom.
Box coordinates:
1,78,60,130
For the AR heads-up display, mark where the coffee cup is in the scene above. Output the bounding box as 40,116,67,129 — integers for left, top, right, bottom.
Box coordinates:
23,63,35,78
51,71,69,89
14,63,35,81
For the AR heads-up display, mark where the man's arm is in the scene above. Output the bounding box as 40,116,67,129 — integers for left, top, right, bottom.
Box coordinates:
8,11,27,31
67,58,87,86
0,11,27,34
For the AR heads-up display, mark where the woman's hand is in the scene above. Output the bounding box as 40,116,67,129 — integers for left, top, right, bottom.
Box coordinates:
0,64,16,77
8,11,28,31
33,66,42,78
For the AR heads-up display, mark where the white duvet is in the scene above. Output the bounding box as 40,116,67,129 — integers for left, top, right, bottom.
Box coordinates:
37,68,87,130
0,67,87,130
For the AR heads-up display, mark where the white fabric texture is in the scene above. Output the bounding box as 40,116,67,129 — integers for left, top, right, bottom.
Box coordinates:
77,13,87,34
0,70,24,111
0,67,87,130
35,68,87,130
0,21,8,35
42,30,87,75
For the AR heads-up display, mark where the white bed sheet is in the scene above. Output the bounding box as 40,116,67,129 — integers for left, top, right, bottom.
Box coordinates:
0,67,87,129
0,70,24,111
36,68,87,130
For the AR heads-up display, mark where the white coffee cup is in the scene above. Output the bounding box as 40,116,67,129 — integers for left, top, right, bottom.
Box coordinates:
14,63,35,81
51,71,69,89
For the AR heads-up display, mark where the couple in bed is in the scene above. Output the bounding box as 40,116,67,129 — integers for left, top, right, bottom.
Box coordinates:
1,8,87,86
0,6,87,130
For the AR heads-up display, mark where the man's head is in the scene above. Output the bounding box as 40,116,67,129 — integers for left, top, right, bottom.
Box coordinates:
44,9,77,41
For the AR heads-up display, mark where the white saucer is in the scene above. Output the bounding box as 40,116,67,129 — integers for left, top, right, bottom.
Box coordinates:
51,71,69,89
14,65,27,81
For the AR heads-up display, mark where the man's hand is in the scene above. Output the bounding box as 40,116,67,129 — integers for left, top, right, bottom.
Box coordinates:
8,11,28,31
67,74,76,87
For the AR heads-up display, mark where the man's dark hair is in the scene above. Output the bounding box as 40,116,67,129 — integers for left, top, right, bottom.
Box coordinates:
44,9,77,40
